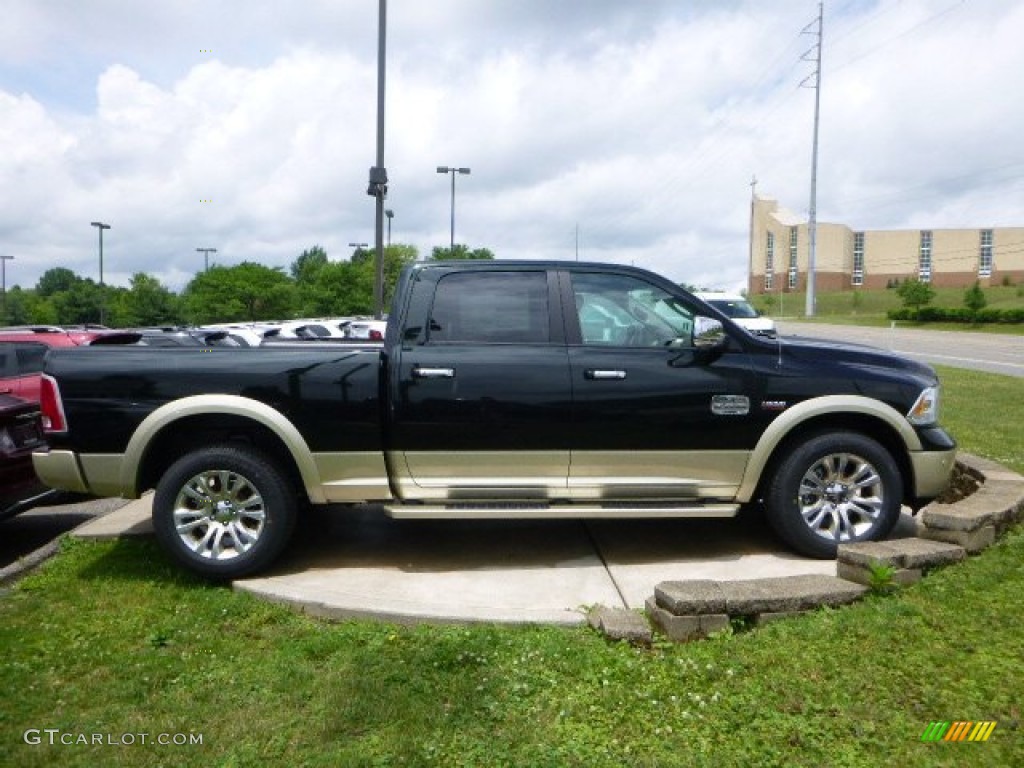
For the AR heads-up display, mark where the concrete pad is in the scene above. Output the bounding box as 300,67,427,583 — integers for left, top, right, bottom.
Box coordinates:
72,494,153,539
235,506,622,626
61,497,923,625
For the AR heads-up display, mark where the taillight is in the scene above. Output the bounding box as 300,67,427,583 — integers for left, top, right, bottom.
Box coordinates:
369,329,383,340
40,373,68,434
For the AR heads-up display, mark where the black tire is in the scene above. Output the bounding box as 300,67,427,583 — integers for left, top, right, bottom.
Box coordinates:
152,444,298,579
765,431,903,559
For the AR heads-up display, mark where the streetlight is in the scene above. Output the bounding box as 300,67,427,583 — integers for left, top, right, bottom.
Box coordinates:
90,221,110,325
197,247,217,272
385,209,394,246
0,255,12,322
349,242,369,258
436,166,470,252
365,0,389,320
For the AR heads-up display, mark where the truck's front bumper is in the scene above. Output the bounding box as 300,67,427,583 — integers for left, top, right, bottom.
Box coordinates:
909,425,957,501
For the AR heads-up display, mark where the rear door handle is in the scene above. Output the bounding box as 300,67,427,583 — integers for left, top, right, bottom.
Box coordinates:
412,366,455,379
584,369,627,380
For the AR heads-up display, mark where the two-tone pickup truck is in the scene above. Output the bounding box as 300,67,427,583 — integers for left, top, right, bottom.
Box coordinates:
33,260,956,578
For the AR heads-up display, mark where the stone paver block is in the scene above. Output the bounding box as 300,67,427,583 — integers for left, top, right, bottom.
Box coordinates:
654,580,725,615
720,574,867,615
837,541,903,568
888,537,966,569
836,562,921,587
587,605,652,645
646,600,703,642
919,525,996,554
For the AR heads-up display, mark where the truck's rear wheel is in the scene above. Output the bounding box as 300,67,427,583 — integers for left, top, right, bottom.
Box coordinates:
765,432,902,559
152,445,297,579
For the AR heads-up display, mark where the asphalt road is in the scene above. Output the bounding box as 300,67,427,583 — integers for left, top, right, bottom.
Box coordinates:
0,497,129,574
776,322,1024,378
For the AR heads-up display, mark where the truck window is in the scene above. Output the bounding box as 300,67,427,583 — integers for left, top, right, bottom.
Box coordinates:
428,271,550,344
571,272,694,347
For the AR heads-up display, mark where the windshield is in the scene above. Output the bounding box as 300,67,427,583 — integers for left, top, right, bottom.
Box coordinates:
708,299,759,320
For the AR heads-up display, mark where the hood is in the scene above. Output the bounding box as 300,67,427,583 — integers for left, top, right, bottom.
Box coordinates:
779,335,938,382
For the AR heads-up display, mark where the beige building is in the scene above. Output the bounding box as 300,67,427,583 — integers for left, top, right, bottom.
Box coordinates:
748,196,1024,295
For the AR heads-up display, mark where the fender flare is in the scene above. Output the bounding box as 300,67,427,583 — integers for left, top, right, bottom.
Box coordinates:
120,395,326,503
735,394,920,503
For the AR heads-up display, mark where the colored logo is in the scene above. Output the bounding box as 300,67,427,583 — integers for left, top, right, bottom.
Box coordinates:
920,721,997,742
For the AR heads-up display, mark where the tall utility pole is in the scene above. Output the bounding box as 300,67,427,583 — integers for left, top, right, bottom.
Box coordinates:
90,221,111,325
800,2,823,317
196,247,217,272
366,0,389,319
748,175,757,295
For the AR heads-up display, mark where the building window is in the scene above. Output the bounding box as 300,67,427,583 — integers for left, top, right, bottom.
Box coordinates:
918,230,932,283
788,227,798,289
979,229,993,277
852,232,865,286
764,231,774,291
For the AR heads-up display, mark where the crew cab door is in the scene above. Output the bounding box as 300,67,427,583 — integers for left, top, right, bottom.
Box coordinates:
388,268,572,500
562,269,759,500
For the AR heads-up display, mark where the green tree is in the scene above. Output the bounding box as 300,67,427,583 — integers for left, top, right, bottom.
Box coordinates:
290,246,329,283
36,267,80,298
963,281,987,313
896,278,936,310
110,273,182,327
430,245,495,260
182,262,296,323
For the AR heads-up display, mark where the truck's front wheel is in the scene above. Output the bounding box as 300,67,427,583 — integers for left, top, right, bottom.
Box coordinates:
765,432,903,559
152,445,297,579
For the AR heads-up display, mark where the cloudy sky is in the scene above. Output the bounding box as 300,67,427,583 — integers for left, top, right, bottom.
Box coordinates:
2,0,1022,295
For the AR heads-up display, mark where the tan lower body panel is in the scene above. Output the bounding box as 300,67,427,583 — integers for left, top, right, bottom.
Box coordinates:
910,448,957,499
389,449,747,502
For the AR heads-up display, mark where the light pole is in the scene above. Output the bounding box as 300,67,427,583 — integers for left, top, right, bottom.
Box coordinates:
0,255,12,322
90,221,110,325
197,247,217,272
385,209,394,246
365,0,389,320
436,166,470,252
349,242,369,256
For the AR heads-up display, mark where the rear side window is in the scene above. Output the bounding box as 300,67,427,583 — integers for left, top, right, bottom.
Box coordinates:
429,272,550,344
16,343,48,374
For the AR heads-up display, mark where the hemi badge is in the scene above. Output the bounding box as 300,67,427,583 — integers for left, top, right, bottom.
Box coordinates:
761,400,788,411
711,395,750,416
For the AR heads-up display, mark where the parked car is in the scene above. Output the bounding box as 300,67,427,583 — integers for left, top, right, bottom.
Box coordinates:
35,260,955,579
341,319,387,340
0,393,57,521
131,327,235,348
0,326,141,402
694,292,776,337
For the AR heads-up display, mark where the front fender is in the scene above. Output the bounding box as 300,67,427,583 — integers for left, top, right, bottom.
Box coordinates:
735,395,921,503
121,395,326,503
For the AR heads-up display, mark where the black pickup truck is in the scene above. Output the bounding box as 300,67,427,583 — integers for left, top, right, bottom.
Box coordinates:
33,260,956,578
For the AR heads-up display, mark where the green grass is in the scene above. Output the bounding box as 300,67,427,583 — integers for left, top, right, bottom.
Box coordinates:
1,367,1022,767
752,285,1024,333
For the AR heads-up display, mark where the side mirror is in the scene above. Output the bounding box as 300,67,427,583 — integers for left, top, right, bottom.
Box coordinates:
693,316,726,350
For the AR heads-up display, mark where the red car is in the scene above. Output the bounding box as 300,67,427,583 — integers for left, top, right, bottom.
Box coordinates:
0,393,54,521
0,326,140,402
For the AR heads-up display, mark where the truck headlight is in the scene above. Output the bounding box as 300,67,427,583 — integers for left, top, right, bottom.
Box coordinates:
907,386,940,426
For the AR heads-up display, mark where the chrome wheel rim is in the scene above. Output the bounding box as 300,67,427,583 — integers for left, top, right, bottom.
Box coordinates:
173,469,266,561
797,452,884,542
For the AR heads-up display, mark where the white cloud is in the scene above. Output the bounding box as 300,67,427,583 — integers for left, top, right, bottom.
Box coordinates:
0,0,1022,295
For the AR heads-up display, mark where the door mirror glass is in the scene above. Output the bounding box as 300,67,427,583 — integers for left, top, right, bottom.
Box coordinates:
693,316,726,349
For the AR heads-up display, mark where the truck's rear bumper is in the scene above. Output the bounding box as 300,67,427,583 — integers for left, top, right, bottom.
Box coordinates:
32,449,91,495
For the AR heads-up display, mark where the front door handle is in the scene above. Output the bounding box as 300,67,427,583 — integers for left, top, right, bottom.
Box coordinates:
584,369,627,380
412,366,455,379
